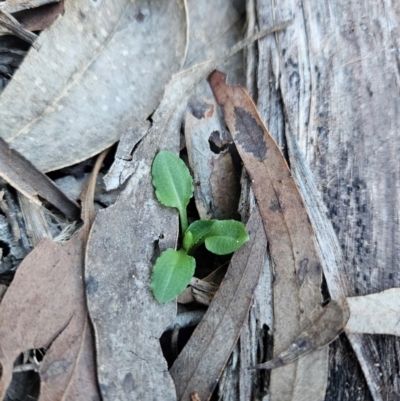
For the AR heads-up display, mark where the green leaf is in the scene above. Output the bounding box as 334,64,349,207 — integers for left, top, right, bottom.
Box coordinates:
205,220,249,255
151,249,196,303
183,220,215,252
152,150,193,232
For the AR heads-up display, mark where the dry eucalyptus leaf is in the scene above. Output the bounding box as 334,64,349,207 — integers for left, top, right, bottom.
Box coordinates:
0,151,106,400
185,99,239,219
0,136,80,220
0,0,187,172
85,104,186,400
209,70,332,401
346,288,400,336
170,208,266,401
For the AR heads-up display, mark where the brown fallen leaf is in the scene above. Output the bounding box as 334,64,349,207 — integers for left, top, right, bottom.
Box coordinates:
209,70,342,400
170,208,266,401
0,136,80,221
345,288,400,336
0,150,106,400
0,0,187,172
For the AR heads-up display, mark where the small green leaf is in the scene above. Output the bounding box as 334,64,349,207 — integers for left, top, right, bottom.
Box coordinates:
152,150,193,232
205,220,249,255
151,249,196,303
183,220,215,252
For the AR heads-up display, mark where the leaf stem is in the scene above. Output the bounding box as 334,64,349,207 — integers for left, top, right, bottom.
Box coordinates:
180,209,188,234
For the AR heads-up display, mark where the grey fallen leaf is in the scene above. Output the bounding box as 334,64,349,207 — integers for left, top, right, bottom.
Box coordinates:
345,288,400,336
85,104,185,401
0,0,187,172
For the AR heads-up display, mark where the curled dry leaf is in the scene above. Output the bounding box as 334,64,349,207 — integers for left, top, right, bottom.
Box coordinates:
345,288,400,336
209,70,345,401
0,0,187,172
0,150,107,400
170,208,266,401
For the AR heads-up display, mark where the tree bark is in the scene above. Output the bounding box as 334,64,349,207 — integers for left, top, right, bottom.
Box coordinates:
253,0,400,400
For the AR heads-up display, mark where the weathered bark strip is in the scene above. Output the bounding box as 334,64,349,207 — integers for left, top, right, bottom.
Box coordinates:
256,0,400,399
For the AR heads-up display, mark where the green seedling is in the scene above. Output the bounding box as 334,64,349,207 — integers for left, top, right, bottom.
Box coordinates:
151,150,249,303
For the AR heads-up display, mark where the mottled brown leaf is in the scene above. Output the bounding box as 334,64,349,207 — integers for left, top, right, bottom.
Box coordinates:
209,70,339,401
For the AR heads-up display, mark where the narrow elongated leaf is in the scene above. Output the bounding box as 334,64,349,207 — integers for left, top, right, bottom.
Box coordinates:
183,219,215,251
152,150,193,231
205,220,249,255
151,249,195,303
209,70,331,401
254,301,347,369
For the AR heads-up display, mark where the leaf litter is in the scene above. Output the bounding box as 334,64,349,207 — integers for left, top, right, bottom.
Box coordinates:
85,13,290,401
0,149,107,400
0,0,382,399
0,0,188,172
